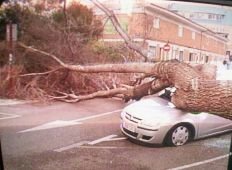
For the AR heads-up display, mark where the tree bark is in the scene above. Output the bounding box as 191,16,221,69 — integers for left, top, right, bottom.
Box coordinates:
172,81,232,119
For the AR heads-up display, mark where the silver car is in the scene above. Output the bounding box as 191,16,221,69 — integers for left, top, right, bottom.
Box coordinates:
120,96,232,146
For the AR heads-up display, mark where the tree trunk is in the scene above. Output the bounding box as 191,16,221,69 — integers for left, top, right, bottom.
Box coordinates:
172,81,232,119
18,43,232,119
66,60,232,117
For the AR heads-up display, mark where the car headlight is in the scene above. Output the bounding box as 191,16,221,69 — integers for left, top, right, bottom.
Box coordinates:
140,119,161,128
140,118,169,128
120,110,126,119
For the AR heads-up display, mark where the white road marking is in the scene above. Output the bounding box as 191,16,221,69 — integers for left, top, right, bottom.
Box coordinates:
71,109,122,122
168,153,231,170
0,112,21,120
105,137,127,141
19,109,121,133
19,120,82,133
78,146,125,149
88,135,118,145
54,141,89,152
0,99,36,106
54,135,127,152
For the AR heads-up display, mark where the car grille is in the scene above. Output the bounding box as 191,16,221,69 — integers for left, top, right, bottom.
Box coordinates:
123,127,138,138
125,112,142,123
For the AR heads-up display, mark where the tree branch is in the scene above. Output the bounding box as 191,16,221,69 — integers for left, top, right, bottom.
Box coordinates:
90,0,148,61
19,67,64,77
18,42,67,67
18,42,154,74
52,87,131,102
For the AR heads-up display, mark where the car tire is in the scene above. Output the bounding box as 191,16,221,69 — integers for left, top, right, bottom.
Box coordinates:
165,124,191,146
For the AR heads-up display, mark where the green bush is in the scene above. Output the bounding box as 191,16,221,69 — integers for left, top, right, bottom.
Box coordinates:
0,2,35,40
92,41,124,63
52,2,103,39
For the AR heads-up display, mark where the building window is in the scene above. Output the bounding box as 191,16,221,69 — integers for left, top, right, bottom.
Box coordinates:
147,45,156,59
208,14,225,21
179,51,184,61
189,53,194,62
173,49,178,59
178,25,183,37
205,56,209,63
192,32,195,40
200,55,204,62
189,13,195,18
153,18,160,29
208,14,214,20
229,55,232,62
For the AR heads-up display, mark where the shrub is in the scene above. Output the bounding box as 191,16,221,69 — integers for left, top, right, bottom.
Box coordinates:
0,2,37,40
52,2,103,40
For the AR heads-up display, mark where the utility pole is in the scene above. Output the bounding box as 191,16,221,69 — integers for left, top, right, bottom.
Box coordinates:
0,139,4,170
6,21,17,60
6,21,17,91
63,0,67,26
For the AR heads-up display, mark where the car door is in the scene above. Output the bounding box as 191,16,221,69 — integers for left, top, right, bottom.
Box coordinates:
196,112,232,138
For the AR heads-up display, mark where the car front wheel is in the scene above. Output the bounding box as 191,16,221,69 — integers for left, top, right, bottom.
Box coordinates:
166,125,190,146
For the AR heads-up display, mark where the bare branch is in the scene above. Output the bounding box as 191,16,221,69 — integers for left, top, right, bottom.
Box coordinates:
18,42,67,67
19,67,64,77
52,87,131,102
90,0,148,61
49,79,170,103
18,42,153,73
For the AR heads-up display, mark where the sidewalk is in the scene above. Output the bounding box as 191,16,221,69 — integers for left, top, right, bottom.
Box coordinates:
0,99,36,106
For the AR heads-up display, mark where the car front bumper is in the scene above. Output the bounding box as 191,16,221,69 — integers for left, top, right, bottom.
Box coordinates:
120,118,169,144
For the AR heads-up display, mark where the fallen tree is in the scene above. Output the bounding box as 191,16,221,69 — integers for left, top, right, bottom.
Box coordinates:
2,1,232,120
18,43,232,120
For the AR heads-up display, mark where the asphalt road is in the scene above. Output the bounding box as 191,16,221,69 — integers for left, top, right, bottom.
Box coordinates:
0,98,231,170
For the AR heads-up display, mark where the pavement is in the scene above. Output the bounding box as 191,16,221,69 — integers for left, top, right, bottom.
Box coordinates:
0,98,231,170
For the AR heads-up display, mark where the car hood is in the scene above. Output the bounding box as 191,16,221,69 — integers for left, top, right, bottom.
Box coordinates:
124,98,185,121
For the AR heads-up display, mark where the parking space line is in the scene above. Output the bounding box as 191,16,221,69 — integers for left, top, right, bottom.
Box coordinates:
0,113,21,120
54,134,127,152
54,141,89,152
106,137,127,141
78,146,126,149
168,153,231,170
88,135,117,145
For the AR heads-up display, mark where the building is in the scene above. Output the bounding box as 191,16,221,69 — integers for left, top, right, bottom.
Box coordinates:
164,1,232,58
29,0,229,64
92,1,227,64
